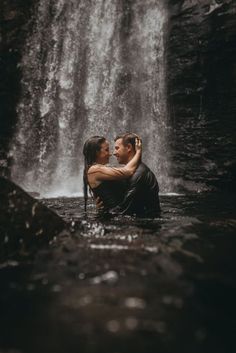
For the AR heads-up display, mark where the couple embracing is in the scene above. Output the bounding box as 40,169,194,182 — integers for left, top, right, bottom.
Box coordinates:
83,133,160,217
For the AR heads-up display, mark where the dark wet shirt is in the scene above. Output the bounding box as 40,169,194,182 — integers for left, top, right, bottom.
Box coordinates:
117,162,161,217
91,180,126,212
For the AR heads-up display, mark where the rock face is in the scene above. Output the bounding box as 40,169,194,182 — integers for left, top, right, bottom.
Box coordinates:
167,0,236,191
0,177,65,260
0,0,36,158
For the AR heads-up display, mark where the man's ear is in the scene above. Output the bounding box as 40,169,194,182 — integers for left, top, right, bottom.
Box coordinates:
127,143,133,152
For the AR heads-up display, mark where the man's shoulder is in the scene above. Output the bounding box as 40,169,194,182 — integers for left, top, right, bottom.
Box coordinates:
130,163,149,182
137,162,148,170
134,162,150,175
132,162,159,185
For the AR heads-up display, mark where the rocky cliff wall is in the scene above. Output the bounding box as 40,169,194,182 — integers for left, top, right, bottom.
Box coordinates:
0,0,35,159
167,0,236,191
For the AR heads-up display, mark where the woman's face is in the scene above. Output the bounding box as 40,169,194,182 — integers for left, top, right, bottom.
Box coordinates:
96,140,110,165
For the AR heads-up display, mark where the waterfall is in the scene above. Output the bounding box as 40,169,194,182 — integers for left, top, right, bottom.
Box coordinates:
10,0,171,197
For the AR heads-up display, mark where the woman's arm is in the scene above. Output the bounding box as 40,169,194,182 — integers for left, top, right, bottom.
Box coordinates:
125,138,142,172
88,138,142,185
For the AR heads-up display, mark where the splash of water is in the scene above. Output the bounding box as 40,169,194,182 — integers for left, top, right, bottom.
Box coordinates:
10,0,171,197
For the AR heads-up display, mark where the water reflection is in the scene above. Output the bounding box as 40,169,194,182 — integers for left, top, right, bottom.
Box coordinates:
0,193,235,353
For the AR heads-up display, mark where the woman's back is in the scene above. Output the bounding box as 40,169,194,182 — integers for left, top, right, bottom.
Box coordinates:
92,180,127,211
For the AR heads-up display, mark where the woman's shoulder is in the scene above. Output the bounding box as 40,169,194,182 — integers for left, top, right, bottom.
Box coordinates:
87,164,103,174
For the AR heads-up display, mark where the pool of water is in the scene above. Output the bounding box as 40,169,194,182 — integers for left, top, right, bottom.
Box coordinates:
0,193,235,353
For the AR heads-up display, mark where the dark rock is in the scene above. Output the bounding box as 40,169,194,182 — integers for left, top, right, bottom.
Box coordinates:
28,191,40,198
0,0,36,153
0,176,65,260
167,0,236,191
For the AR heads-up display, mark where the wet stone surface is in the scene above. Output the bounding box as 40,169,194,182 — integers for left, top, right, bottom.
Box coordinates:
0,193,236,353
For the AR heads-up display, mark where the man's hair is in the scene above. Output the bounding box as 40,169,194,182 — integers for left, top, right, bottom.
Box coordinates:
115,132,138,149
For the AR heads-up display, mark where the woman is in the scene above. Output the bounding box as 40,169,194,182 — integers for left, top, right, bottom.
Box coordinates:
83,135,141,212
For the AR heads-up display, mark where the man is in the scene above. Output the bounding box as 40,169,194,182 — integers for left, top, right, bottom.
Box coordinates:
112,133,161,217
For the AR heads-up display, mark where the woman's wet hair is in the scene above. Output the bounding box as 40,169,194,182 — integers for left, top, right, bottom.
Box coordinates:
83,136,106,212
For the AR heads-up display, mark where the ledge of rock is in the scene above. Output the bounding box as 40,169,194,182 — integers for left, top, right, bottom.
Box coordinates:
0,176,66,260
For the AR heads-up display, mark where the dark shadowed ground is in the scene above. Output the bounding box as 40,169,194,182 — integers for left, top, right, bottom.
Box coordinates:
0,193,236,353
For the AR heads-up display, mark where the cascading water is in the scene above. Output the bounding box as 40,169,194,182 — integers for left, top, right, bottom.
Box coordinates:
10,0,171,197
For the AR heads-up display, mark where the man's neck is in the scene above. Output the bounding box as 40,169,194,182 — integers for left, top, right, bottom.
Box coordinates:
125,152,136,164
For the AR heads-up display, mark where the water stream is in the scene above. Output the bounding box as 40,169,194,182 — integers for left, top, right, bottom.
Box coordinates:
10,0,170,197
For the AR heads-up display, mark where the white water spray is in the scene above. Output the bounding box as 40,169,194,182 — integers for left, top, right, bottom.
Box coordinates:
11,0,171,197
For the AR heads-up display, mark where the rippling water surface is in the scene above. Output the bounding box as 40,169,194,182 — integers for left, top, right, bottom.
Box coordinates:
0,193,235,353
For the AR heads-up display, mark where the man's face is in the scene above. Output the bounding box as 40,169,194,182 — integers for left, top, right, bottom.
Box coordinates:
113,138,130,164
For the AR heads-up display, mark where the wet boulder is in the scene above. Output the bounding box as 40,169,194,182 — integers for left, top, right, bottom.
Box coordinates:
0,176,65,260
